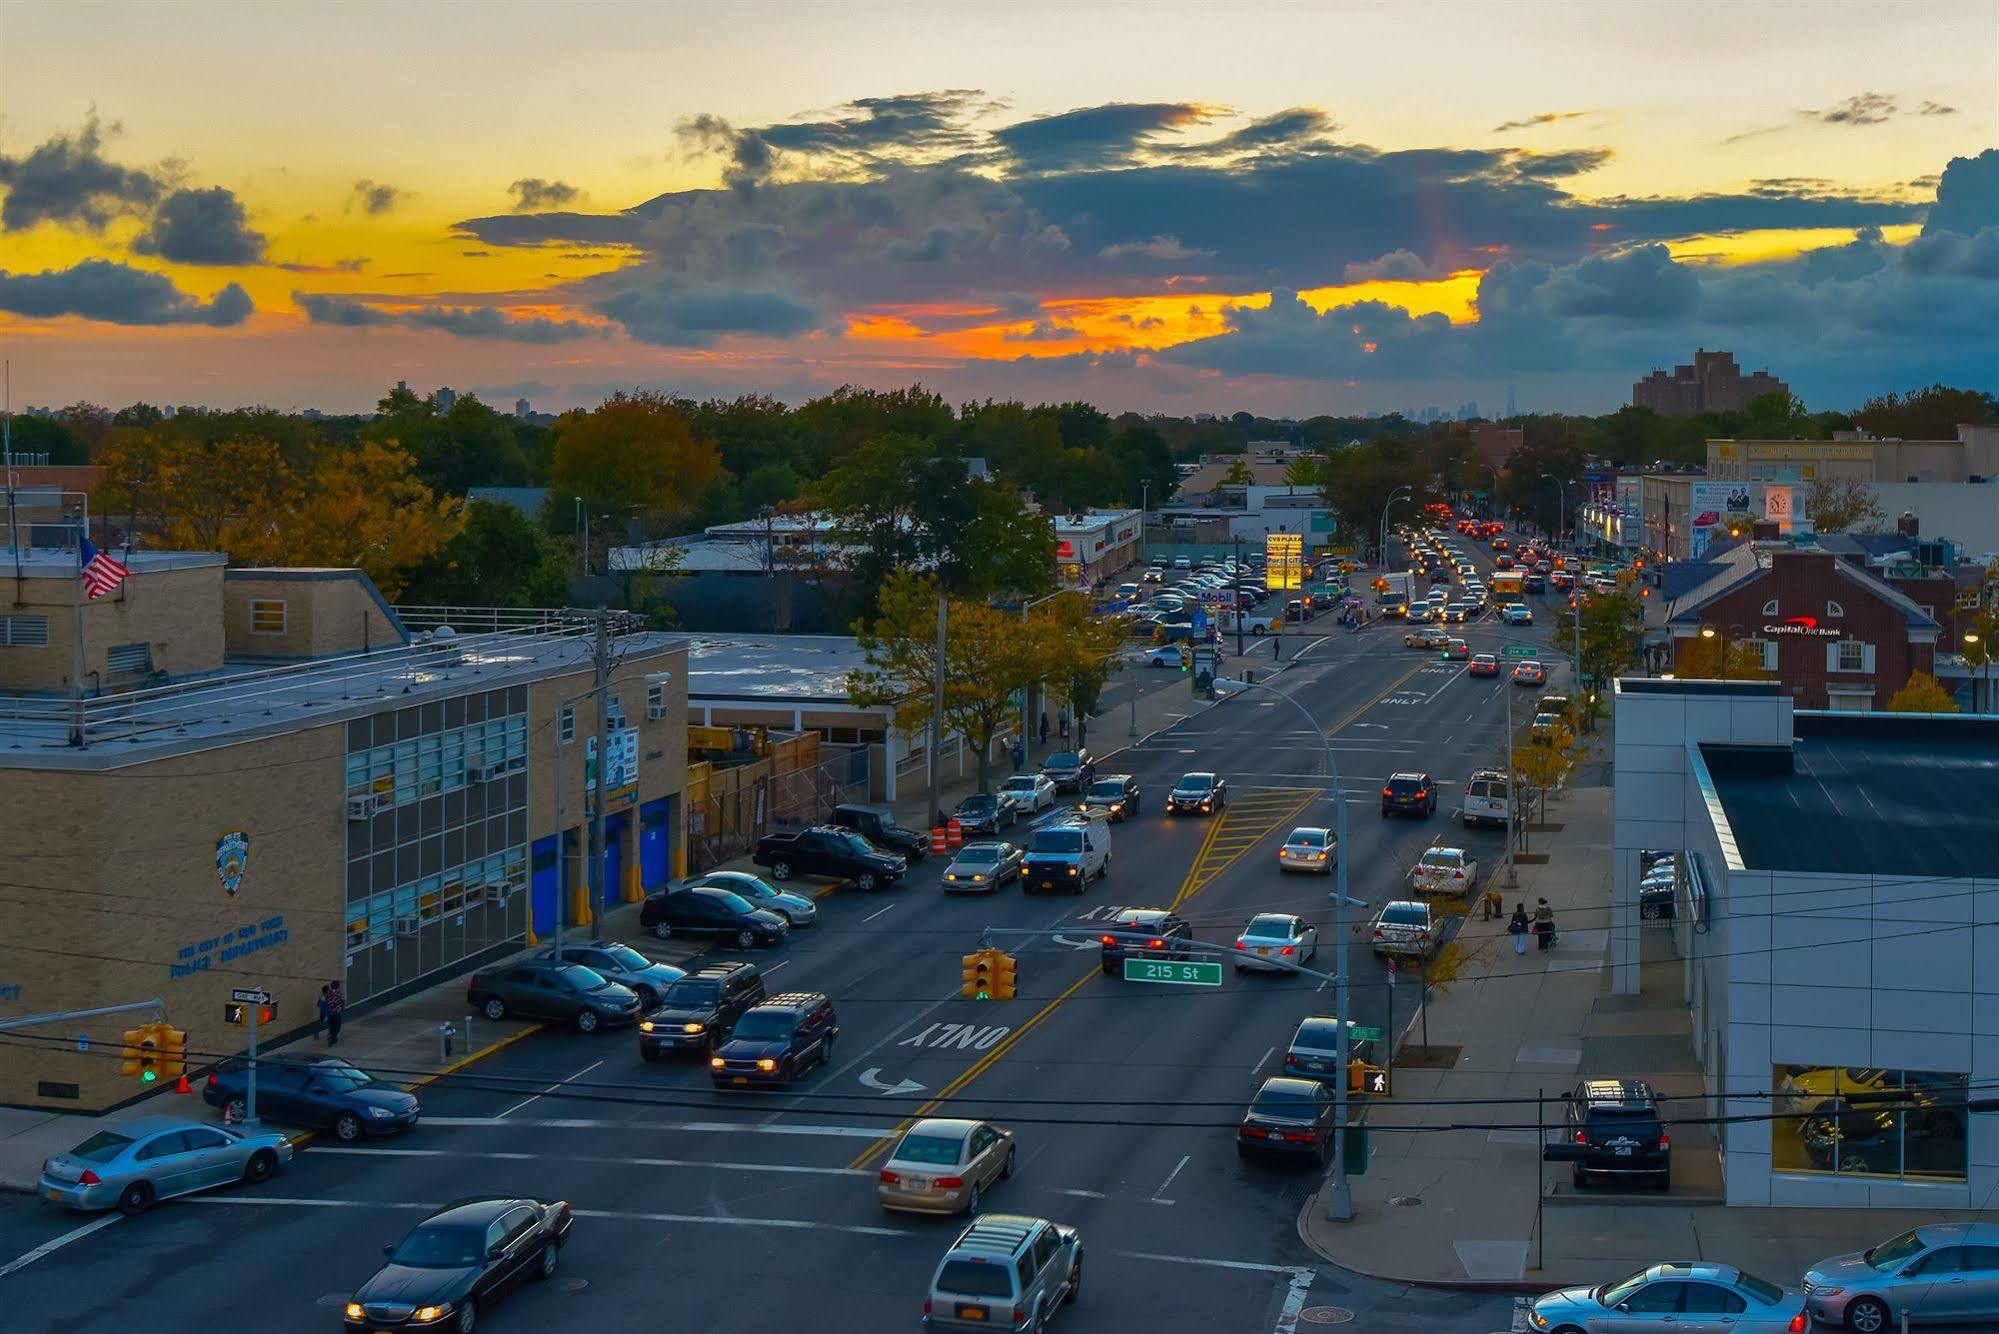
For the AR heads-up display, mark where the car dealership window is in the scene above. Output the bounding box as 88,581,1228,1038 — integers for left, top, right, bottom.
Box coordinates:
1771,1065,1967,1181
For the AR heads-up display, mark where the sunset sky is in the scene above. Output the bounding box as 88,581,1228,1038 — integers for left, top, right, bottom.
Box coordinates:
1,0,1995,416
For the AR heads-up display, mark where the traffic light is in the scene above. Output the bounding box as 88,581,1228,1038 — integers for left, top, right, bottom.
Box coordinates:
992,952,1018,1001
155,1025,187,1082
121,1025,162,1083
961,950,994,999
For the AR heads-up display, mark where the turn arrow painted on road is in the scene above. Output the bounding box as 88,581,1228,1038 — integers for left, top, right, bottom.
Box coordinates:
858,1068,925,1097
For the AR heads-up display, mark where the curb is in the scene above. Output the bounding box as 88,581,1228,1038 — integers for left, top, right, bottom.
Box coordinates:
1291,1203,1579,1295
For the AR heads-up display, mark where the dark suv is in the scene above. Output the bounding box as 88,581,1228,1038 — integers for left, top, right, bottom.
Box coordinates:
1380,771,1437,818
204,1055,418,1141
639,962,766,1059
709,993,839,1090
1039,750,1096,794
1084,774,1141,821
1099,908,1194,974
829,804,930,862
1565,1078,1671,1191
753,826,908,888
467,958,643,1032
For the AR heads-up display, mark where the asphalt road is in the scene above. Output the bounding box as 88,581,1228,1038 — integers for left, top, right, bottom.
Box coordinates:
1,528,1579,1334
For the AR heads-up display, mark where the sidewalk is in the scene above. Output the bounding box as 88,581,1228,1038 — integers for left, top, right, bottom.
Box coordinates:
0,896,705,1194
1297,778,1986,1291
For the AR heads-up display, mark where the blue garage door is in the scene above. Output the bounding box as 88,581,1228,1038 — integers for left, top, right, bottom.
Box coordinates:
639,798,671,890
603,812,628,909
530,835,559,938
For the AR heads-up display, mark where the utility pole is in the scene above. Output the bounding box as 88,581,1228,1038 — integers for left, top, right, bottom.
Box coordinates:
1139,480,1150,566
1505,675,1518,886
589,610,610,941
1233,534,1245,657
551,693,568,960
928,594,947,828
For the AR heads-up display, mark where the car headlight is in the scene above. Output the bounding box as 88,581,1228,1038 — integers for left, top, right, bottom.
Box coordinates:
757,1058,778,1072
1527,1312,1549,1329
639,1020,654,1032
1814,1286,1843,1297
970,874,984,882
365,1105,392,1118
683,1022,704,1034
413,1304,452,1323
709,1056,725,1068
1067,867,1078,875
345,1303,365,1321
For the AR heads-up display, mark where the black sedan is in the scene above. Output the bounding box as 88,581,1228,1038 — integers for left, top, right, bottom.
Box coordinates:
465,959,643,1033
1099,908,1194,974
344,1196,573,1333
1166,772,1228,816
204,1055,417,1142
1084,774,1141,821
638,886,789,950
952,791,1019,834
1237,1077,1337,1164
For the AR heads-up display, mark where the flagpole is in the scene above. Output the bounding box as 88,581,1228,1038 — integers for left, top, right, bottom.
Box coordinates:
70,524,87,748
4,361,20,586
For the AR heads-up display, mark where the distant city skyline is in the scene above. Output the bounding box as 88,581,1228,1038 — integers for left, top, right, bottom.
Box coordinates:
0,0,1994,416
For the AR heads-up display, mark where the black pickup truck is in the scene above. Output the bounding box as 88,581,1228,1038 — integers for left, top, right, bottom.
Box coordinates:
752,826,907,890
828,803,930,862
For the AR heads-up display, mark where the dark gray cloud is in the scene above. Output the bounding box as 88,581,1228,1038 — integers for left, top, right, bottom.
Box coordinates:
0,260,250,325
0,113,163,231
294,290,603,342
1925,148,1999,236
1918,101,1957,117
1173,108,1337,160
509,178,580,211
1097,235,1211,263
592,279,818,347
1815,92,1899,126
276,256,367,273
350,179,403,214
992,102,1217,173
131,186,266,264
1492,111,1590,133
1343,249,1441,282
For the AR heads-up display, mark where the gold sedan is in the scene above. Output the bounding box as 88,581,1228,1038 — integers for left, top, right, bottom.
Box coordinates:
875,1117,1016,1215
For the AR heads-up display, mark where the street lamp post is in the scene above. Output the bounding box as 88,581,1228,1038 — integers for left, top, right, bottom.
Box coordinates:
1966,630,1989,714
1378,485,1412,570
1540,473,1566,551
1021,591,1064,755
1212,675,1359,1221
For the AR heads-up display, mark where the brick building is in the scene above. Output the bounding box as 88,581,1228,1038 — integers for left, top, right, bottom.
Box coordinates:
0,552,687,1112
1633,349,1788,417
1663,542,1940,710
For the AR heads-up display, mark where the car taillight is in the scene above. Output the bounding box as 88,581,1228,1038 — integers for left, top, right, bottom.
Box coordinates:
78,1169,100,1186
206,1074,219,1088
1658,1130,1671,1149
1416,789,1427,798
1284,1130,1317,1143
1013,1306,1029,1324
1242,1126,1270,1139
935,1176,964,1188
1452,870,1464,879
1148,939,1164,948
1373,927,1385,938
1382,787,1393,798
1787,1314,1806,1333
1280,945,1295,956
1236,941,1247,950
1417,932,1430,943
1100,935,1116,946
880,1170,898,1184
1573,1130,1588,1144
923,1299,933,1316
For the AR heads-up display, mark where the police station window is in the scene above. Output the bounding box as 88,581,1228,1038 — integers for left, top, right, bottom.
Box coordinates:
1831,640,1872,673
1744,639,1779,672
1762,598,1780,616
0,614,49,648
1825,600,1845,619
1771,1065,1967,1182
558,703,575,744
248,599,287,635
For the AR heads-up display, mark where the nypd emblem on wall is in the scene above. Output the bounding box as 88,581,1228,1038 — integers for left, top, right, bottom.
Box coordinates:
216,831,250,897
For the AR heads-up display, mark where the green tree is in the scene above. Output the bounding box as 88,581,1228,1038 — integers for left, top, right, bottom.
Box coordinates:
954,479,1056,600
1282,454,1323,494
1801,475,1886,533
366,392,530,494
818,432,971,604
1220,458,1254,487
547,391,722,528
1318,439,1431,559
401,499,570,607
1550,589,1643,718
1103,423,1178,507
1034,592,1128,749
1855,384,1996,440
1738,391,1812,439
1884,671,1959,714
6,414,86,464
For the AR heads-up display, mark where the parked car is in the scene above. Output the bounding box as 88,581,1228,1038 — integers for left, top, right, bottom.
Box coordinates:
1530,711,1564,743
1022,813,1111,893
204,1055,418,1141
999,772,1057,813
1804,1223,1999,1333
922,1214,1082,1334
1278,825,1336,874
1565,1078,1672,1191
830,803,930,863
674,870,817,928
637,885,789,949
1800,1096,1965,1178
1099,908,1193,974
1527,1263,1804,1334
1370,900,1436,959
1084,774,1141,821
1467,652,1500,678
1039,749,1097,794
534,941,686,1007
877,1117,1016,1216
1512,660,1547,687
466,958,643,1032
342,1196,573,1334
943,841,1024,893
1410,846,1479,896
1233,913,1318,972
39,1116,293,1215
752,826,907,889
1381,771,1437,818
638,962,765,1059
708,992,838,1090
1282,1017,1378,1086
1167,771,1227,815
954,791,1020,834
1462,768,1509,828
1237,1076,1337,1164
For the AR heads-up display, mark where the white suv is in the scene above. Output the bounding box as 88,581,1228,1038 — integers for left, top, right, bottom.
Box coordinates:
1462,768,1508,828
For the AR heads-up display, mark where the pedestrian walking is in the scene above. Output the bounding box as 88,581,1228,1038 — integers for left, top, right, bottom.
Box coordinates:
315,985,331,1042
324,980,345,1044
1057,708,1070,741
1010,738,1025,774
1532,898,1556,951
1038,712,1050,745
1508,903,1530,955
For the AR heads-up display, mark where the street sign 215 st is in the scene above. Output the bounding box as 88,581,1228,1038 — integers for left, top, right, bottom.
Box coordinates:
1500,645,1538,659
1123,959,1223,986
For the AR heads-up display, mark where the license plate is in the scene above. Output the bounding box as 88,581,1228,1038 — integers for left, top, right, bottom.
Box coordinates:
732,1076,748,1085
956,1306,988,1322
47,1187,60,1201
1614,1146,1632,1156
1256,947,1269,955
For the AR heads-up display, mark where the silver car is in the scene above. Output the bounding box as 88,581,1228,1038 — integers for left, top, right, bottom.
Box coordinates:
39,1115,293,1215
535,942,685,1008
1527,1262,1804,1333
924,1213,1082,1333
1278,826,1336,874
1805,1223,1999,1332
1234,913,1318,972
943,841,1023,893
685,870,817,927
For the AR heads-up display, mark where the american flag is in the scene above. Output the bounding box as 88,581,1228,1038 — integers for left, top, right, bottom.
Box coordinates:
79,538,130,600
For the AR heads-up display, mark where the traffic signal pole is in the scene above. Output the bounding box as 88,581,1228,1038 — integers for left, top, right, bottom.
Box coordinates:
245,999,261,1128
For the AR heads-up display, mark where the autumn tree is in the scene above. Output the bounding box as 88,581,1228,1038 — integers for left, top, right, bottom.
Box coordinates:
252,442,460,598
547,390,722,530
1416,940,1473,1054
1675,633,1773,682
1035,591,1128,748
1548,589,1643,721
1802,476,1886,533
1885,671,1959,714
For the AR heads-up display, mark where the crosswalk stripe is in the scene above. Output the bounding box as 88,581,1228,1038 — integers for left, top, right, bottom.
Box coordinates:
310,1145,868,1175
419,1115,884,1139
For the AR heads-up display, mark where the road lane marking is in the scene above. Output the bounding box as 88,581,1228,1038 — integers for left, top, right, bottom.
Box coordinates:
497,1056,604,1120
1273,1266,1318,1334
1156,1153,1191,1198
421,1115,884,1138
0,1215,120,1280
1054,1187,1107,1199
1117,1249,1316,1277
310,1145,869,1176
184,1196,910,1238
1325,659,1430,736
1253,1044,1276,1073
862,903,897,924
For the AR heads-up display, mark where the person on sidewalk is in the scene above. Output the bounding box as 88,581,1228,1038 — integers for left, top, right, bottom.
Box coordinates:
1508,903,1530,955
324,980,345,1044
1057,708,1070,741
1532,898,1556,951
1038,712,1050,745
315,985,331,1041
1010,738,1025,774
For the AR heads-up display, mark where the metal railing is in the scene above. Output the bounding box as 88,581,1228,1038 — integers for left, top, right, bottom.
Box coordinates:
393,605,645,635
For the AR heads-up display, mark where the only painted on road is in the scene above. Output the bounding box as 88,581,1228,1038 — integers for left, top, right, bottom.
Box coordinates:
1123,959,1223,986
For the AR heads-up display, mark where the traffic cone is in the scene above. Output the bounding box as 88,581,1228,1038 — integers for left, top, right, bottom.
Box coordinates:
173,1074,192,1094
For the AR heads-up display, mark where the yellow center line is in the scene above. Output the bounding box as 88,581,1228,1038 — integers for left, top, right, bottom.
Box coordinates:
1325,659,1430,737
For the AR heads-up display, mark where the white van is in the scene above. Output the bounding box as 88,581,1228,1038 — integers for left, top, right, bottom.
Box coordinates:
1462,768,1509,828
1021,810,1112,894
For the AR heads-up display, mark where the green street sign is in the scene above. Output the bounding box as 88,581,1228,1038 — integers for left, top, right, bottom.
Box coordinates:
1349,1025,1384,1041
1123,958,1223,987
1501,645,1538,659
